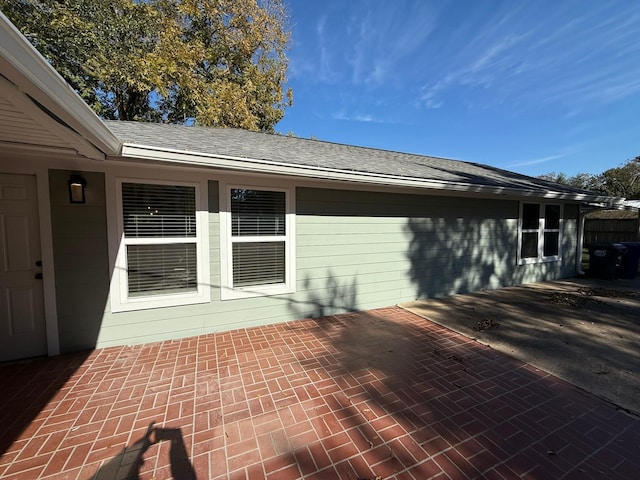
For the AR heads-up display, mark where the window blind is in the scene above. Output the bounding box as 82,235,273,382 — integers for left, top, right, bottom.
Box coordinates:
122,182,198,298
229,188,287,288
127,244,197,296
231,189,285,236
123,183,196,238
232,242,285,287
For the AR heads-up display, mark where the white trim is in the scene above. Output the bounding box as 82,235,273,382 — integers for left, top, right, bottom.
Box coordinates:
108,177,210,312
35,167,60,355
220,182,296,300
518,202,563,265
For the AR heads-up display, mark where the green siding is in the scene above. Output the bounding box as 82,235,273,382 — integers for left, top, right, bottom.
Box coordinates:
49,170,110,352
296,188,577,317
51,177,581,349
296,188,518,316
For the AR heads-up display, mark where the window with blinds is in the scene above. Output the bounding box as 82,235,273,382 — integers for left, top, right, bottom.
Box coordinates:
123,183,196,238
122,183,198,297
230,189,287,287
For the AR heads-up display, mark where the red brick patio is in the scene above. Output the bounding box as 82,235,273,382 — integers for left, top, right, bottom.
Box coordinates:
1,307,639,479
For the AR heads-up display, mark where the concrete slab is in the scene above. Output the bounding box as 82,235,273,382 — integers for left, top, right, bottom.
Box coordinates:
401,277,640,416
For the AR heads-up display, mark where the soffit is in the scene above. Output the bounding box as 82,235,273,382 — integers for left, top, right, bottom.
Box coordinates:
0,12,120,160
0,87,73,151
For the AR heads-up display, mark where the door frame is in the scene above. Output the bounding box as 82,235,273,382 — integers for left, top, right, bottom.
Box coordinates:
1,161,60,356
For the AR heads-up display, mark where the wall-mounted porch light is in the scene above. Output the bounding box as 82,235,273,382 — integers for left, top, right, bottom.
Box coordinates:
68,174,87,204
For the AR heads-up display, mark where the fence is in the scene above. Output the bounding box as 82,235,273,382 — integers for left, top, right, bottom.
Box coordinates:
584,210,640,246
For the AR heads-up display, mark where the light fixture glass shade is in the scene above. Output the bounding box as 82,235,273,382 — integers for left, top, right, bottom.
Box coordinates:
68,175,87,204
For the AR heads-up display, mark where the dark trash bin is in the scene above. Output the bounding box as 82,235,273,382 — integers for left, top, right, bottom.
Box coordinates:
589,243,628,280
619,242,640,279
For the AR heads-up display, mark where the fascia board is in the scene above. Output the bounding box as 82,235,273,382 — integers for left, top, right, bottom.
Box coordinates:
119,143,622,206
0,12,120,156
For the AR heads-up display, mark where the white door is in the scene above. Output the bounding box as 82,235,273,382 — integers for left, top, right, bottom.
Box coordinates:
0,173,46,362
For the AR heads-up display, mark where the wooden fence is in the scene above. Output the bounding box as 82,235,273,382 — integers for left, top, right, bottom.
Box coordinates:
584,210,640,246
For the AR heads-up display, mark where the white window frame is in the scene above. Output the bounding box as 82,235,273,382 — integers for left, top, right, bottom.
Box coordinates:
220,182,295,300
110,178,210,312
518,202,562,264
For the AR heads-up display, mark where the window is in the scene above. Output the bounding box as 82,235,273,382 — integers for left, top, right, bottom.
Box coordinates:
519,202,561,263
221,185,295,299
111,180,209,311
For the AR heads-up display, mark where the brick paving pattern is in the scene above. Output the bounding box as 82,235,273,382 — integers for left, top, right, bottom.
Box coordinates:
1,307,639,479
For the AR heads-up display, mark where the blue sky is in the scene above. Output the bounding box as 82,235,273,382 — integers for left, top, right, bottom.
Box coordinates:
276,0,640,177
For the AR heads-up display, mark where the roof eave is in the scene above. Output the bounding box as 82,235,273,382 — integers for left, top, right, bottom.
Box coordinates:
119,143,622,205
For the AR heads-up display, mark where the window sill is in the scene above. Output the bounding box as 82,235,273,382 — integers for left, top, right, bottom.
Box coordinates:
110,291,210,313
220,283,294,300
518,256,561,265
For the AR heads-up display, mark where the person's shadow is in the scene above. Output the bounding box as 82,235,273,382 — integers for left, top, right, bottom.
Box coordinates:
92,422,196,480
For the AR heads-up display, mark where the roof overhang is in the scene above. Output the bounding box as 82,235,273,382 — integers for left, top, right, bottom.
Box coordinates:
0,12,120,160
119,142,624,206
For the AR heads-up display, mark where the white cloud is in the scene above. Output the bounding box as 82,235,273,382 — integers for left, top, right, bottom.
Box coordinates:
331,110,386,124
420,81,445,109
507,153,569,168
415,2,640,112
506,145,583,169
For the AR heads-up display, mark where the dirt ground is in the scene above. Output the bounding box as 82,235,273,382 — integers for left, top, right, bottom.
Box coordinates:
401,277,640,416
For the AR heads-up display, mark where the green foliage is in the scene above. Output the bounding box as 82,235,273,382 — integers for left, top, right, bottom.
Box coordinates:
1,0,292,131
538,156,640,199
537,171,602,191
599,157,640,199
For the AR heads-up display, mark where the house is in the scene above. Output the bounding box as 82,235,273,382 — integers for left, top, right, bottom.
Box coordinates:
0,13,622,362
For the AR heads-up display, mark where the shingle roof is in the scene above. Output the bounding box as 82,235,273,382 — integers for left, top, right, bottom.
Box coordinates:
104,120,611,201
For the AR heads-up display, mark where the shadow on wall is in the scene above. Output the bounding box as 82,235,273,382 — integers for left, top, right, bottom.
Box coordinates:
295,186,575,314
404,210,574,301
404,216,519,300
287,272,359,320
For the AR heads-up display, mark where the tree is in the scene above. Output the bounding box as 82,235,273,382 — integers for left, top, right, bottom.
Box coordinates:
0,0,292,131
537,171,601,191
538,156,640,199
599,157,640,199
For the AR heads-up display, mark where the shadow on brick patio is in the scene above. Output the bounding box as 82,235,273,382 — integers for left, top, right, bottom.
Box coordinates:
1,307,639,479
